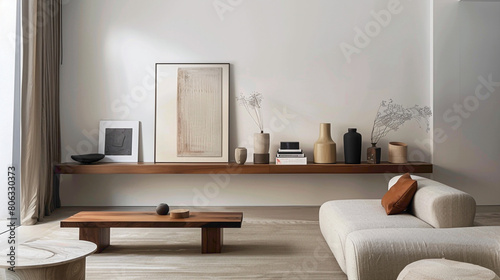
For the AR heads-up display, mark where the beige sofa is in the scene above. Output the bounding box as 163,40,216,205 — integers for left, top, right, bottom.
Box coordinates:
319,175,500,280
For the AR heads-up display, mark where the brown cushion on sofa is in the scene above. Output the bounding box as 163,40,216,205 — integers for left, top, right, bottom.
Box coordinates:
381,173,417,215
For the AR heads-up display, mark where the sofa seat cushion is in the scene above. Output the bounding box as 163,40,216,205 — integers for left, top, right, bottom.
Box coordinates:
319,199,432,273
344,226,500,280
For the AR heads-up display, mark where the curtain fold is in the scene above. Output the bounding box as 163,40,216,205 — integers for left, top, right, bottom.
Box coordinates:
20,0,61,225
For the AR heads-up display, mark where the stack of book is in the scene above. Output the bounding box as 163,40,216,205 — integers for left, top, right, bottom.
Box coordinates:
275,142,307,165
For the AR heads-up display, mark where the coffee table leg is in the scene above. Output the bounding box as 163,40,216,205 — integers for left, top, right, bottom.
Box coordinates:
202,228,223,253
79,228,110,253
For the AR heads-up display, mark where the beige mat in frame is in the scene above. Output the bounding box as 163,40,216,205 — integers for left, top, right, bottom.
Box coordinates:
155,63,229,162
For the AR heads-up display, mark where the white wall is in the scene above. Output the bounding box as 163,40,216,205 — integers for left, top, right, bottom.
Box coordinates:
0,0,16,218
60,0,432,206
433,0,500,205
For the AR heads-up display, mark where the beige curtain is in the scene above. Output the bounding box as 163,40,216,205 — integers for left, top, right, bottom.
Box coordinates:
20,0,61,225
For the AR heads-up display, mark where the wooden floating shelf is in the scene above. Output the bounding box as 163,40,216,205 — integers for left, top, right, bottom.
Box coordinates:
55,162,432,175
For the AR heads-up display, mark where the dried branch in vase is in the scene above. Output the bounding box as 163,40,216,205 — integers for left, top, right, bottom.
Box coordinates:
236,92,264,133
370,99,432,144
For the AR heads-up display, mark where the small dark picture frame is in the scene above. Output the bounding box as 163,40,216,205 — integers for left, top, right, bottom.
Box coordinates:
98,121,139,162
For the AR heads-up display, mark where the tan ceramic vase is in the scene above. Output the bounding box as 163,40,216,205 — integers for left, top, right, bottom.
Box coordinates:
314,123,336,164
388,142,408,163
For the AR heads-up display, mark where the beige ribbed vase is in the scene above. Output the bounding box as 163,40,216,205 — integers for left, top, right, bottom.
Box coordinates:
388,142,408,163
313,123,336,164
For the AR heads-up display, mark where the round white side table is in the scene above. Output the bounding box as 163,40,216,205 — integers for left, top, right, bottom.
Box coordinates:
0,240,96,280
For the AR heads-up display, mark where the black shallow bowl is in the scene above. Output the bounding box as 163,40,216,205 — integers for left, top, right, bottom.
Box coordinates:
71,153,105,164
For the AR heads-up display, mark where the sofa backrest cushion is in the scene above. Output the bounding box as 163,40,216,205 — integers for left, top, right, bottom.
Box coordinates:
388,175,476,228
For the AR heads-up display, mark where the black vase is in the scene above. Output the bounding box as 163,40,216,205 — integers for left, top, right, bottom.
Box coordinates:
344,128,362,164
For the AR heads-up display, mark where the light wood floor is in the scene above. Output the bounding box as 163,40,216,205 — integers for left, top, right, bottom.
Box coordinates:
1,206,499,279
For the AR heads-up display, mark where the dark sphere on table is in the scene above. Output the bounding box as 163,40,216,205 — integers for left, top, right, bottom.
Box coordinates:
156,203,170,215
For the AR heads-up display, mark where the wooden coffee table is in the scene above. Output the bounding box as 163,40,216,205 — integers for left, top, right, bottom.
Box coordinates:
60,211,243,254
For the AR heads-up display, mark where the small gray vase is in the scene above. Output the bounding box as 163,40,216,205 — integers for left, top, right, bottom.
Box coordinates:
235,147,247,165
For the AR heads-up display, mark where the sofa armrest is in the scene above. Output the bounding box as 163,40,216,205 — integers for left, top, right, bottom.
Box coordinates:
344,226,500,280
389,175,476,228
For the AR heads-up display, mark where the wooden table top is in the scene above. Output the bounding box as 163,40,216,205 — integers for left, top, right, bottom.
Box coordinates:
0,240,96,269
60,211,243,228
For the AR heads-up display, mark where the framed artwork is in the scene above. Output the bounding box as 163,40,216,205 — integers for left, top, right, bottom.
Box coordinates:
155,63,229,162
98,120,139,162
